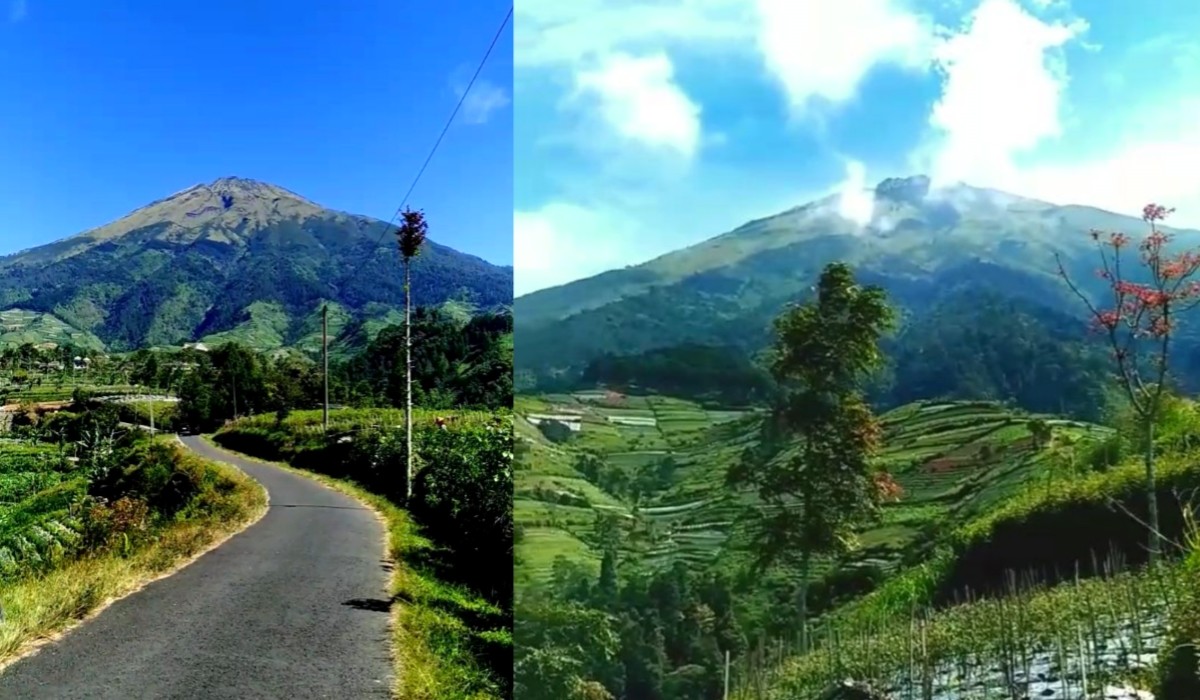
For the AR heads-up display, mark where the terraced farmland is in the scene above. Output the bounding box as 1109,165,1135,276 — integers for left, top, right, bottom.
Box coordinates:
516,393,1110,593
514,392,751,584
0,442,86,578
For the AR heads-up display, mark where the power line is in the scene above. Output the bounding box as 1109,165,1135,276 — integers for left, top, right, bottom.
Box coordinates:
345,3,514,283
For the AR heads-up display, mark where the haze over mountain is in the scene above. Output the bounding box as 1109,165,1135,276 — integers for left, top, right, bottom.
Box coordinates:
514,175,1200,382
0,176,512,353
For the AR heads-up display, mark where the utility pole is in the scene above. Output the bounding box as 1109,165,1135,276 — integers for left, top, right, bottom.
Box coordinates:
405,264,413,502
322,304,329,432
723,650,730,700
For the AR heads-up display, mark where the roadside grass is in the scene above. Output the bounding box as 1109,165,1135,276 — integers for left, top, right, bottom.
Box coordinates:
234,408,505,436
202,436,508,700
0,442,266,669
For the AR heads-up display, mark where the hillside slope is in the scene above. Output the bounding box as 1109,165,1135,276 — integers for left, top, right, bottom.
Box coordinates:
514,176,1200,378
0,176,512,352
514,393,1106,592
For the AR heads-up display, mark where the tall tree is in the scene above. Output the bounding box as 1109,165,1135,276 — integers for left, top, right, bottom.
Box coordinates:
727,262,898,651
1056,203,1200,562
395,208,428,502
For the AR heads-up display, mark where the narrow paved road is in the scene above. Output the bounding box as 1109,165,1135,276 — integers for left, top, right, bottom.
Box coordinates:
0,436,393,700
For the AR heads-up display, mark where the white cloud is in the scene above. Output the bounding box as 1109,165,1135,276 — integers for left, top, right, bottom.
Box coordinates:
458,79,510,125
835,160,875,227
517,0,938,142
910,0,1200,228
514,0,753,69
514,203,631,296
920,0,1085,187
572,52,702,157
1011,100,1200,228
754,0,935,114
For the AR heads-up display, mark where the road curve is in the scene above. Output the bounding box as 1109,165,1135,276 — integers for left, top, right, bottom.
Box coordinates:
0,436,393,700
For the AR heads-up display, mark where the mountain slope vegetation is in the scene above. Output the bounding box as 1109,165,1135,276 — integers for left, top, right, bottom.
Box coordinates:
514,176,1200,387
0,177,512,353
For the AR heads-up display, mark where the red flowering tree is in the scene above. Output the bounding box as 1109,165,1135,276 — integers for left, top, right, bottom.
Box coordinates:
1055,203,1200,562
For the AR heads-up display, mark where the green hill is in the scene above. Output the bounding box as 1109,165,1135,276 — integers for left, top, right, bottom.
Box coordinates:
514,393,1108,593
0,176,512,353
0,309,105,352
513,176,1200,387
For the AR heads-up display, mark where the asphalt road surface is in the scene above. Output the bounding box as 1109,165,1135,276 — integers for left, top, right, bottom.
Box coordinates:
0,436,393,699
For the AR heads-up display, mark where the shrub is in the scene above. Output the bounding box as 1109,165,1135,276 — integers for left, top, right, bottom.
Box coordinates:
412,419,513,604
82,496,150,551
1156,517,1200,699
91,440,203,518
938,450,1200,600
216,411,514,607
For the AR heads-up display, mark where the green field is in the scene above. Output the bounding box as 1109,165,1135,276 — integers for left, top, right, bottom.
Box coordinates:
0,309,105,352
515,394,1110,590
514,392,752,584
0,442,87,578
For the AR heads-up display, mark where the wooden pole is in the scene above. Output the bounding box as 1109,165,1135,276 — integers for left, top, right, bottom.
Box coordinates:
322,304,329,432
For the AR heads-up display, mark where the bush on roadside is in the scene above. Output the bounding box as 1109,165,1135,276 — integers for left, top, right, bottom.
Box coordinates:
81,496,151,551
412,419,513,604
91,439,203,517
215,413,514,607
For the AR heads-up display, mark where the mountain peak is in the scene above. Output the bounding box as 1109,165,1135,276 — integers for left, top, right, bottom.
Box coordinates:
76,177,327,250
874,175,931,205
166,176,319,207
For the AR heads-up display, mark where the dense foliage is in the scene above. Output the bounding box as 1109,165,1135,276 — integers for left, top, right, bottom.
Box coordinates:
579,344,773,407
516,560,742,700
553,294,1120,424
151,311,512,432
0,405,247,580
338,308,512,410
877,293,1116,421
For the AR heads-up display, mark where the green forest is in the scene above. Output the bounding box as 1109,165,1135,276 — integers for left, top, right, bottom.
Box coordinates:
86,308,516,432
557,293,1117,423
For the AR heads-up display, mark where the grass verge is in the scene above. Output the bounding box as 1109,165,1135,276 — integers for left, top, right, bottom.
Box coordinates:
0,443,267,670
202,435,507,700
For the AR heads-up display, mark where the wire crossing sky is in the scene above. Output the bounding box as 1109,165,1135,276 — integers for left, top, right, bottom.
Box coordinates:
0,0,514,265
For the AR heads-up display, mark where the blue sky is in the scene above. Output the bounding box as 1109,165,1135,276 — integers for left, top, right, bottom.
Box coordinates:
514,0,1200,295
0,0,513,265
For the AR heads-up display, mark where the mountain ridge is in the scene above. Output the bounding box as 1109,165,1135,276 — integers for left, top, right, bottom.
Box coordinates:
0,177,512,353
513,175,1200,380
